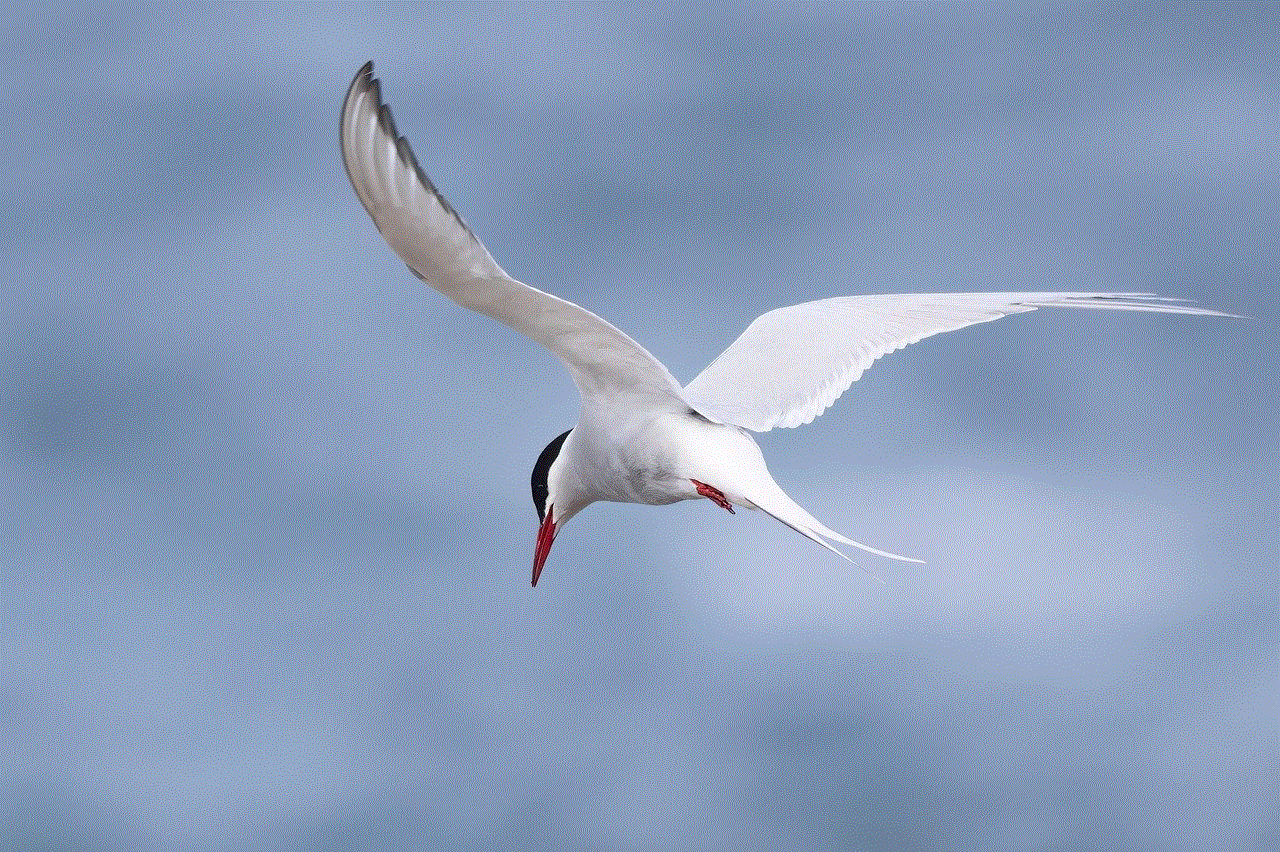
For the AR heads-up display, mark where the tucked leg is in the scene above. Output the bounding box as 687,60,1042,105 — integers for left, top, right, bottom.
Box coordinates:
692,479,735,514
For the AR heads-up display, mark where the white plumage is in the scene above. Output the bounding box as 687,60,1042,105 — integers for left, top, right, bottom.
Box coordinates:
684,292,1228,431
341,62,1233,585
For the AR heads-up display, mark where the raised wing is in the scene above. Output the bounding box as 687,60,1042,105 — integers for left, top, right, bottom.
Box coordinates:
341,62,693,409
684,292,1234,432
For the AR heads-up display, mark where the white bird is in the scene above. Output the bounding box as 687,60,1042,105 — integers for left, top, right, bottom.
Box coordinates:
341,63,1232,586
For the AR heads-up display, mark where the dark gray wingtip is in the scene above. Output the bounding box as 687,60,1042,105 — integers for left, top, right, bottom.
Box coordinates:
368,87,454,213
377,101,397,137
343,61,375,111
339,61,484,254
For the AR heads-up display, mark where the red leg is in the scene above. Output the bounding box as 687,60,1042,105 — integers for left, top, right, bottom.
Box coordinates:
692,479,735,514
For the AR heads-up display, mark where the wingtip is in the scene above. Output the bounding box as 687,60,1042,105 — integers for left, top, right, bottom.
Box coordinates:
1032,293,1244,319
347,61,376,98
377,101,397,136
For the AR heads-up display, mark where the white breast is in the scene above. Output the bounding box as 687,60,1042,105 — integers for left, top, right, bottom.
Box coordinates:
558,408,767,509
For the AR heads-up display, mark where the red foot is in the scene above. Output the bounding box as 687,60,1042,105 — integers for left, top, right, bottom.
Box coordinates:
692,479,735,514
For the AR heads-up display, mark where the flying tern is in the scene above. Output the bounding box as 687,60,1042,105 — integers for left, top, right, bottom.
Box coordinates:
341,62,1231,586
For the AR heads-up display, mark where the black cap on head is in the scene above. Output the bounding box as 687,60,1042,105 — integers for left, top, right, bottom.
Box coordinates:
531,429,571,522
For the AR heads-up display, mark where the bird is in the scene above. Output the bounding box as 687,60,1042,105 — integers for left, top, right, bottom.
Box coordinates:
340,62,1233,587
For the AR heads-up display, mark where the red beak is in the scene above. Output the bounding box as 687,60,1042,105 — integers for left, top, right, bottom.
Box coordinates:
532,510,557,587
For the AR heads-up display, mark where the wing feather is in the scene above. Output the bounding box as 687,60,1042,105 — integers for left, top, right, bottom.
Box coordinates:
341,63,693,410
684,292,1235,432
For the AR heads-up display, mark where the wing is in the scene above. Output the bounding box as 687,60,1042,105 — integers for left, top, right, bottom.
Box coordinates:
683,292,1235,432
341,62,693,410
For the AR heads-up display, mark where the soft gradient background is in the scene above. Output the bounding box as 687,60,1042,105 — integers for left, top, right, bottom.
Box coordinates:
3,4,1276,850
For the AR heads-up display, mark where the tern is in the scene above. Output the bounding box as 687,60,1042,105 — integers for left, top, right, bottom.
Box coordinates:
341,62,1231,586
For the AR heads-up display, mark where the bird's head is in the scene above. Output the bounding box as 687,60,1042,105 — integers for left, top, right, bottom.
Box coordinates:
530,428,574,587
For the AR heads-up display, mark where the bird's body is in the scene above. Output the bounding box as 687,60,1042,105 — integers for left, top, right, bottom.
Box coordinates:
341,62,1233,586
556,408,707,511
551,409,899,561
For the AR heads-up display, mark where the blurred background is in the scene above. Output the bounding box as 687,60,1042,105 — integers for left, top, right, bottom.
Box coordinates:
2,4,1276,850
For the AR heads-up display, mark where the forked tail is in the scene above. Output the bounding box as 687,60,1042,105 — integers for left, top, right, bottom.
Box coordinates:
749,483,923,579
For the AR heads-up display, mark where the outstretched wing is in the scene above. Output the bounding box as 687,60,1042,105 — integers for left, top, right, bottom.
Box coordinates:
341,62,693,410
683,292,1234,432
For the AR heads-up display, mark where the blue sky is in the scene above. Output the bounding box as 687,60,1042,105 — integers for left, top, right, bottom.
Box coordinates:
3,4,1276,850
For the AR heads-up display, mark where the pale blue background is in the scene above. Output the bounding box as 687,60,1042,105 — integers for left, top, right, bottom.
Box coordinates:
2,4,1276,850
